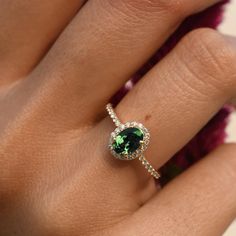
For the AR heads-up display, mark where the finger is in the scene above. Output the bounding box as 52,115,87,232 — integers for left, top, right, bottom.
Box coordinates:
122,144,236,236
112,29,236,179
30,0,220,125
228,38,236,107
0,0,86,85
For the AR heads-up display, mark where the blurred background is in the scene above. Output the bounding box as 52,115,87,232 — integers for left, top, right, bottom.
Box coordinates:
219,0,236,235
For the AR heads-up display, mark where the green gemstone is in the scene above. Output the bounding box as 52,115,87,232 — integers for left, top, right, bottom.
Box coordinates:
112,127,144,155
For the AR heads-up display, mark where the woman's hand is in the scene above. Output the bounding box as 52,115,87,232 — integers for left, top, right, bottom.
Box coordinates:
0,1,236,235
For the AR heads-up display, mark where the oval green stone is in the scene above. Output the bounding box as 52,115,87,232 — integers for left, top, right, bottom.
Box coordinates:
112,127,144,155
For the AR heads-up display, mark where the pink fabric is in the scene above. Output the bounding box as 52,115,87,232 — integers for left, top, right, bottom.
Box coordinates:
112,1,232,184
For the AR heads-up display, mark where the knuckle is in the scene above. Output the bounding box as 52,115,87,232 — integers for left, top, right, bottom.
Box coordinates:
105,0,186,18
154,0,187,16
180,28,236,93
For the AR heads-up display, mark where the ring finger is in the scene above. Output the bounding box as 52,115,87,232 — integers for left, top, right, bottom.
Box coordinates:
98,29,236,192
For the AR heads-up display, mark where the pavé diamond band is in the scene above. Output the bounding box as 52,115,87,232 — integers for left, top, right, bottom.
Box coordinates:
106,103,161,180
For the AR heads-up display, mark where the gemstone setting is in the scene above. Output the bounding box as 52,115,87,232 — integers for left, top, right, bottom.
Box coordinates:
109,122,150,161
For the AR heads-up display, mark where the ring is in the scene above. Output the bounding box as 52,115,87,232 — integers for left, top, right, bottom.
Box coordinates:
106,103,161,180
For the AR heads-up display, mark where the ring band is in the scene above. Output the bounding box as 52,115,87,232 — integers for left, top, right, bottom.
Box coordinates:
106,103,161,180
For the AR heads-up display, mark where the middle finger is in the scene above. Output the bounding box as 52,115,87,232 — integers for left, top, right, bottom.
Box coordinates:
30,0,220,126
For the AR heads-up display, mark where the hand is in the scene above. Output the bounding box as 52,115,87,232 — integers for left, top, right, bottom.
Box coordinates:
0,1,236,235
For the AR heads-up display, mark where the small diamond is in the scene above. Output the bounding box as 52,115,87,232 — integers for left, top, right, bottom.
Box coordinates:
120,124,125,130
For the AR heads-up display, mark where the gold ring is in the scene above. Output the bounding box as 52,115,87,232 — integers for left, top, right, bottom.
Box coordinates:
106,103,160,180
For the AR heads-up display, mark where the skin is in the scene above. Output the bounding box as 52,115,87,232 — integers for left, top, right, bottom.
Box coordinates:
0,0,236,235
